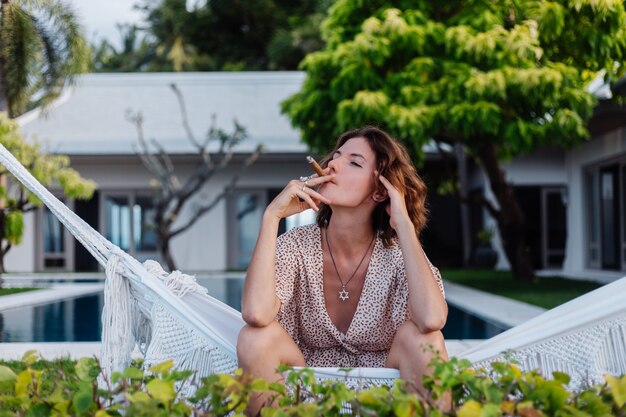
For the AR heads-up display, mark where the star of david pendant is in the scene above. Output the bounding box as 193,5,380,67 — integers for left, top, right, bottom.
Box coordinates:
339,288,349,301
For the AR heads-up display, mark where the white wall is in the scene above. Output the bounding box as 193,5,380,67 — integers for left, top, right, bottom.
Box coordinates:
562,127,626,275
4,211,36,272
501,148,567,185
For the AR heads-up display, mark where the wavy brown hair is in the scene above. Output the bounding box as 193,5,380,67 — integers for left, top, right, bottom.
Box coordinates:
316,126,429,247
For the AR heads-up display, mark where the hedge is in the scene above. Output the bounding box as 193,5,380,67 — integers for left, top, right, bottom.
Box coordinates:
0,350,625,416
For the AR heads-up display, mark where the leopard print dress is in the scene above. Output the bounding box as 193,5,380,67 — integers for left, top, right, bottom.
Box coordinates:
274,223,445,368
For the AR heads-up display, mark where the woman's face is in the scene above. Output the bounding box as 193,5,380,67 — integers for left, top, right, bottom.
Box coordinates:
319,137,378,207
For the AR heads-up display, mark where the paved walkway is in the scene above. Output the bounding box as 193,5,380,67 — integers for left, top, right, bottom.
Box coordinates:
0,278,550,360
443,281,546,328
0,284,104,312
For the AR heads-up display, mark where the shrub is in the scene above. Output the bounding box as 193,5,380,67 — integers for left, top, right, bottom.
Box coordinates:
0,350,625,416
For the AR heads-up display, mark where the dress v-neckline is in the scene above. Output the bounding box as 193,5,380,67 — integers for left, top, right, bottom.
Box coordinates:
315,224,378,337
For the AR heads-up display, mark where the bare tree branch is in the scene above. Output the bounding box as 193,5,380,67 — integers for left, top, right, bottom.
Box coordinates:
128,84,262,270
170,145,262,238
170,83,202,149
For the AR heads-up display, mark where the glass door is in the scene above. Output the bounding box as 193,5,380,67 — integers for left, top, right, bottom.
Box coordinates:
600,165,620,270
541,188,566,268
41,200,74,270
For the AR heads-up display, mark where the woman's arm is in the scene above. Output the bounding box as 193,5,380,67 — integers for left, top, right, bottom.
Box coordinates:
395,225,448,333
241,213,282,327
378,175,447,333
241,175,334,327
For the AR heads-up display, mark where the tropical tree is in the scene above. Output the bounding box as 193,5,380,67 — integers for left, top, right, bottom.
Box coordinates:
111,0,330,71
0,0,90,118
91,24,155,72
282,0,626,280
0,114,95,282
0,0,92,282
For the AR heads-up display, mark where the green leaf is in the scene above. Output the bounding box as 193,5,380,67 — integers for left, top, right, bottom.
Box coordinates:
458,400,482,417
606,375,626,408
251,379,269,391
21,350,39,365
75,357,100,381
146,378,175,403
552,371,571,385
393,400,412,417
0,366,17,383
148,360,174,376
126,391,151,403
25,403,51,417
122,367,144,380
72,391,93,414
15,369,33,396
480,403,500,417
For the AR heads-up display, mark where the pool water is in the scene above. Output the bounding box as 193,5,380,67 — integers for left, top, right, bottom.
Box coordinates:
0,278,507,342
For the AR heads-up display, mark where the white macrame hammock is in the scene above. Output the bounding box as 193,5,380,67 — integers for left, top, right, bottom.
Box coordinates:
1,142,625,389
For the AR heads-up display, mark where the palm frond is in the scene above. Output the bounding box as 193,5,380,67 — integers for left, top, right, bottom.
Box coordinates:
0,3,39,116
0,0,89,116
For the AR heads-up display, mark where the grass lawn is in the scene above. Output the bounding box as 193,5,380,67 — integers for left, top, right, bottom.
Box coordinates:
441,269,602,309
0,287,38,297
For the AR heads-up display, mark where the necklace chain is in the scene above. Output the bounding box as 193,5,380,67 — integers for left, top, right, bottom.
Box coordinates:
325,228,375,301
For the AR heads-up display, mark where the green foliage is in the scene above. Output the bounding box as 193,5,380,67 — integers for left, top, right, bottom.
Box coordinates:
0,113,95,270
1,353,626,416
93,0,331,72
282,1,626,158
0,0,91,117
0,287,37,296
441,268,601,309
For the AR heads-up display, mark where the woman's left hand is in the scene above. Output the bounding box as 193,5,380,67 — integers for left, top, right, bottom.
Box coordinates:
378,174,412,231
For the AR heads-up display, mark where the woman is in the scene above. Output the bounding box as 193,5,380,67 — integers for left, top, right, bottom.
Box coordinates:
238,126,448,410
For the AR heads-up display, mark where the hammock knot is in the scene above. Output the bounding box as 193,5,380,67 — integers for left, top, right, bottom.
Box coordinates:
143,259,209,298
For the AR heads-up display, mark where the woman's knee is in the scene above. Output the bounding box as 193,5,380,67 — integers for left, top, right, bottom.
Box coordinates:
238,322,279,353
237,321,299,365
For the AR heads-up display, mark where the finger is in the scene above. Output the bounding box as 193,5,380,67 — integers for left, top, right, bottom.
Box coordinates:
305,187,331,204
378,175,403,198
298,188,320,211
305,173,336,187
378,174,393,190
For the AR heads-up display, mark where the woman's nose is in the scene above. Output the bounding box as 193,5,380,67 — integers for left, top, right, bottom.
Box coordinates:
327,158,339,173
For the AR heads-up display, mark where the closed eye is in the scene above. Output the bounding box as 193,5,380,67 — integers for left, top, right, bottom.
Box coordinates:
350,161,362,167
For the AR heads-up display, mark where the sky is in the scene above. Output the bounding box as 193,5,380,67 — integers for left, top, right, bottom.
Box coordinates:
68,0,143,48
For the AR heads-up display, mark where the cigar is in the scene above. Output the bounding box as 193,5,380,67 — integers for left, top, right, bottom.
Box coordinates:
306,155,325,177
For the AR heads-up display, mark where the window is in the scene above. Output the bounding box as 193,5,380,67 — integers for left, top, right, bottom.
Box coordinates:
102,192,157,259
227,189,316,269
41,203,72,270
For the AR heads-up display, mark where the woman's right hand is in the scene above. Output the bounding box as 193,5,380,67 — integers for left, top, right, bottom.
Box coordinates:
265,173,335,220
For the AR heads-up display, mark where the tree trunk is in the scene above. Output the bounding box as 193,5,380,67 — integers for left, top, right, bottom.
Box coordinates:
477,141,535,281
0,208,6,287
0,2,9,114
0,5,8,288
158,229,177,272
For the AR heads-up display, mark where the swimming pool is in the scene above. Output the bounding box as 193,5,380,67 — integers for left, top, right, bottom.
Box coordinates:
0,277,508,342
